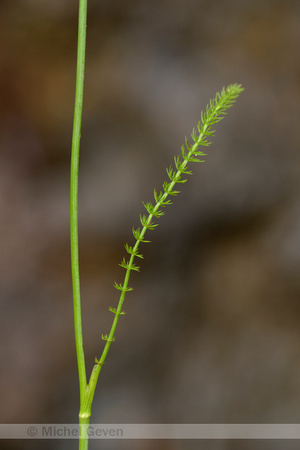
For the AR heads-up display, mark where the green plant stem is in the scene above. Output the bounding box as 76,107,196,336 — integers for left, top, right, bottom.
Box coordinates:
70,0,88,447
77,84,244,423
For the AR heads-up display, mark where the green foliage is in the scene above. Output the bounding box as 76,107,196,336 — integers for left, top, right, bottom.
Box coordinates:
107,84,244,331
101,334,115,342
108,305,126,314
108,83,244,330
106,86,243,352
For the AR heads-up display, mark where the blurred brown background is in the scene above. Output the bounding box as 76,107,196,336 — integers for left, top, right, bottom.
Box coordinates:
1,0,300,449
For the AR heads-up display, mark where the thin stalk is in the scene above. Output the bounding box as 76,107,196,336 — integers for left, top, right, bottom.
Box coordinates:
70,0,88,413
77,84,244,421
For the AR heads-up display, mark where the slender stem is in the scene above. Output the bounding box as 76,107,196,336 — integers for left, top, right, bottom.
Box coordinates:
77,84,244,421
70,0,88,406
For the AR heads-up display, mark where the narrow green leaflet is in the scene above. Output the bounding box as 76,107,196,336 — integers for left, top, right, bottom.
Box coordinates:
80,83,244,430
